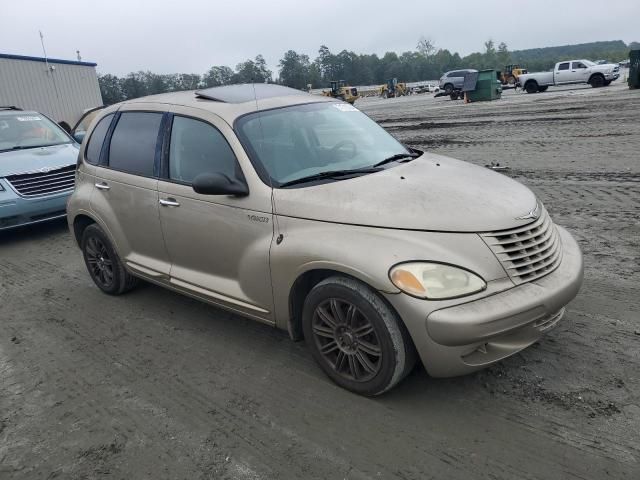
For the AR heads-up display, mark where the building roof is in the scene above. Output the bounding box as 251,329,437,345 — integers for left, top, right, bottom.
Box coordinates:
0,52,97,67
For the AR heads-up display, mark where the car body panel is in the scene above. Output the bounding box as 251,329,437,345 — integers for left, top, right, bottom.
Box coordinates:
1,110,79,230
269,215,510,332
273,152,537,232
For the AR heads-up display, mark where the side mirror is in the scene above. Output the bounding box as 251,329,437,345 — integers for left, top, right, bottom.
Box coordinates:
73,131,86,144
192,172,249,196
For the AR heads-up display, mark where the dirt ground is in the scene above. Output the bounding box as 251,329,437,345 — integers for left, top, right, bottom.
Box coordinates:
1,81,639,479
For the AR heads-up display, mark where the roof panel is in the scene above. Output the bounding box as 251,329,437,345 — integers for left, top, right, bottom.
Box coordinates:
195,84,308,104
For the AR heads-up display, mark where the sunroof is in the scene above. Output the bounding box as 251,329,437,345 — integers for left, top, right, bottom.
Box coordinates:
195,84,308,104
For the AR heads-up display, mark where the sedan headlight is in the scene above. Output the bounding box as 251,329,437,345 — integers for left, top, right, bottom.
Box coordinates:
389,262,486,300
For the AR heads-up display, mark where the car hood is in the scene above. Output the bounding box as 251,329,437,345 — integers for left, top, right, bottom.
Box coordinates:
273,152,538,233
0,143,79,177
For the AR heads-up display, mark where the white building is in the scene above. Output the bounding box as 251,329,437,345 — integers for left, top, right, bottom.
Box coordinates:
0,53,103,130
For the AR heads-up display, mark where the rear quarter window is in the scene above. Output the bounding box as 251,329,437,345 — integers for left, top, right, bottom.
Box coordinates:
85,114,113,165
107,112,163,177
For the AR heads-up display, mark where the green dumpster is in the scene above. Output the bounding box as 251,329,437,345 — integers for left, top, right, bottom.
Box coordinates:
629,50,640,89
468,69,502,102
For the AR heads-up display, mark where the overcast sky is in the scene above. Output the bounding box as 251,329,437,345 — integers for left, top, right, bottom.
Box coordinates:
1,0,637,76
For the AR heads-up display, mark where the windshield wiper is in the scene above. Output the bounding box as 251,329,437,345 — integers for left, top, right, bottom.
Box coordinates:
373,152,421,168
279,167,382,188
0,143,67,153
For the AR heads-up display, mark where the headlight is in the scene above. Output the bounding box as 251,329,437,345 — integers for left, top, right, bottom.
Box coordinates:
389,262,486,300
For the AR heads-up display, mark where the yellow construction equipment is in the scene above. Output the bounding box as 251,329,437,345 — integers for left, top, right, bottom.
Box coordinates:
500,64,528,87
379,78,408,98
322,80,359,104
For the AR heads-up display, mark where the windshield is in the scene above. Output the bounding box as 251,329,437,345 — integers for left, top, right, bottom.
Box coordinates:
0,113,72,153
582,60,596,67
235,102,410,186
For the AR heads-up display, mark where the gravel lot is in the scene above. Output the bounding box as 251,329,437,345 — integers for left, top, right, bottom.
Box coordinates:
1,81,639,479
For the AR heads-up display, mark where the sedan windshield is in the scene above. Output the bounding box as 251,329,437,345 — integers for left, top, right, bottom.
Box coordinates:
235,102,411,187
0,113,72,153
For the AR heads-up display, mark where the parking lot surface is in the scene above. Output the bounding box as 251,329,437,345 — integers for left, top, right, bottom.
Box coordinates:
1,81,639,479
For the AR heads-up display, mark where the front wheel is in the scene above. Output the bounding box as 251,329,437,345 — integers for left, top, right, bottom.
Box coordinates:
443,83,454,95
302,276,416,396
81,224,138,295
590,74,605,88
538,86,549,92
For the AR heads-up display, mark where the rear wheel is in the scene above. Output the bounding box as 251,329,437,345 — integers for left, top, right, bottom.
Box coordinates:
81,224,138,295
525,81,539,94
302,276,416,396
590,74,605,88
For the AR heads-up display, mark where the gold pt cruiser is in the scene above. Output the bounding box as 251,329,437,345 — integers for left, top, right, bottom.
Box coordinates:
67,84,583,395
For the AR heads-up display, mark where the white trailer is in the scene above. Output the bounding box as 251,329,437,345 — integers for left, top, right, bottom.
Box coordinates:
0,53,103,130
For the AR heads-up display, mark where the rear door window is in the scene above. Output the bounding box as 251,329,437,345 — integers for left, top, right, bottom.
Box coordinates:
107,112,163,177
558,63,570,71
85,114,113,165
168,116,239,184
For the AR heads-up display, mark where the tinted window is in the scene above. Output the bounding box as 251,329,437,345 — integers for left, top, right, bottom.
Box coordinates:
108,112,163,176
169,116,238,184
85,114,113,165
572,62,586,69
558,63,570,71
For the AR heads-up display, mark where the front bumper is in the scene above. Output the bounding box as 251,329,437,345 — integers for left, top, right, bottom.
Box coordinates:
605,72,620,81
383,226,583,377
0,180,71,230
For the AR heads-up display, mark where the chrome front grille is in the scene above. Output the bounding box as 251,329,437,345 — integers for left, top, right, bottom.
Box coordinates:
481,207,563,284
5,165,75,197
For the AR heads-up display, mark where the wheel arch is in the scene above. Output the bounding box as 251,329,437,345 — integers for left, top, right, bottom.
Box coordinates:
286,266,403,343
524,79,538,92
589,72,605,83
72,213,97,247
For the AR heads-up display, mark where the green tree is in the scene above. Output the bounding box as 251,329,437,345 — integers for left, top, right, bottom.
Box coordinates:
120,72,148,100
202,66,234,87
98,74,124,105
279,50,312,90
497,42,510,69
233,55,272,83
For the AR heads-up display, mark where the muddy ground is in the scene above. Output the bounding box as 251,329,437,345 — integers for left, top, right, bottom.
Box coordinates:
1,81,639,479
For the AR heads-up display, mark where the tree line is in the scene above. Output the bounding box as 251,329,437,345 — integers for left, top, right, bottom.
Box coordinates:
98,39,635,104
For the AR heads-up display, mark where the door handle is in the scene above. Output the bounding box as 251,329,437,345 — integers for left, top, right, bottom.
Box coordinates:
95,182,110,190
159,198,180,207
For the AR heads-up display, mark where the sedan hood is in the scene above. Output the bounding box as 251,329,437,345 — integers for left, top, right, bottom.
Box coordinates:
273,153,538,233
0,143,79,177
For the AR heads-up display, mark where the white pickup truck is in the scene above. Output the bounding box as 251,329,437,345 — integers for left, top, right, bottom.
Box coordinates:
519,60,620,93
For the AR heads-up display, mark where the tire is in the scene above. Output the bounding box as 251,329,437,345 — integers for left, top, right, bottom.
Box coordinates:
538,86,549,92
302,276,417,396
604,80,612,86
450,92,459,100
590,74,605,88
525,81,539,94
443,83,454,95
81,224,138,295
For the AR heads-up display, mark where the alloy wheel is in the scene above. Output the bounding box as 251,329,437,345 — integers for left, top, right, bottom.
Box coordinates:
311,298,382,382
85,236,114,288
